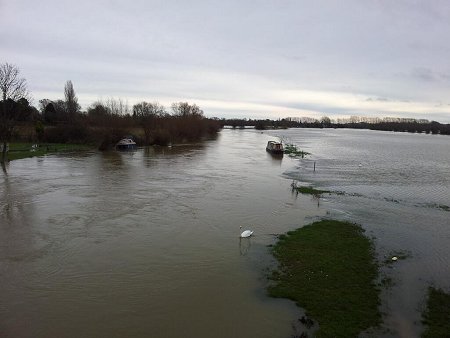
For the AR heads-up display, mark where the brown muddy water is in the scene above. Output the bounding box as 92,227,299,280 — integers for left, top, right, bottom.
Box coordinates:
0,129,325,338
2,128,449,338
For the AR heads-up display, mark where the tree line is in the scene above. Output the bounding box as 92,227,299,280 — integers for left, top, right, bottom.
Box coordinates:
0,62,221,162
220,116,450,135
2,62,449,164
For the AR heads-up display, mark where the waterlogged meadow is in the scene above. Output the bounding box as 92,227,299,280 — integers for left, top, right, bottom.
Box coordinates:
270,128,450,337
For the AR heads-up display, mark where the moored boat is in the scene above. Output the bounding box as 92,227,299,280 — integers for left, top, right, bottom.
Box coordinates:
116,138,137,150
266,140,284,154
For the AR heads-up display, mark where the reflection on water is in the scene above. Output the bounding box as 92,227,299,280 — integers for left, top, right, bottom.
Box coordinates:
0,130,324,338
239,238,252,256
271,128,450,338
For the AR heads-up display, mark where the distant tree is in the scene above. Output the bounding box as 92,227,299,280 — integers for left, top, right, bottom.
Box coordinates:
43,101,57,123
0,62,31,162
168,102,217,142
88,101,110,117
86,101,113,128
133,101,166,143
105,97,129,115
171,102,203,117
254,120,267,130
39,98,52,113
133,101,166,119
42,99,68,124
321,116,332,127
430,121,440,134
349,115,361,124
64,80,80,121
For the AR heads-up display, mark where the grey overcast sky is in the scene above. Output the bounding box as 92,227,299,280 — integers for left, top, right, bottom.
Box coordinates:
1,0,450,122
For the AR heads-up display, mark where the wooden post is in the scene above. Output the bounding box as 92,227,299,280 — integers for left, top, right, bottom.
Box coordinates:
314,161,316,172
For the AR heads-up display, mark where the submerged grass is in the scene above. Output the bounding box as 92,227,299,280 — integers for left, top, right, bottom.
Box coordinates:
284,143,310,158
437,204,450,212
268,219,381,338
7,143,92,161
422,287,450,338
295,186,330,196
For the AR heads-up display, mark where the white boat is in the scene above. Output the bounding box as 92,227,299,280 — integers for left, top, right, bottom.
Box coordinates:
116,138,137,150
266,141,284,154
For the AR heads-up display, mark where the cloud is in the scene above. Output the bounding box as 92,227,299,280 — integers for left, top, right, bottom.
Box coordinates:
366,97,390,102
2,0,450,122
412,68,436,82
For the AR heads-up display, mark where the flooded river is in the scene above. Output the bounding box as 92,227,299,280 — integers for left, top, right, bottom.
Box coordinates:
1,128,449,338
0,130,324,338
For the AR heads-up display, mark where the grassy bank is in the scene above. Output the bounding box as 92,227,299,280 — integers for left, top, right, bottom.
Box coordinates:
6,143,93,161
421,287,450,337
268,219,381,338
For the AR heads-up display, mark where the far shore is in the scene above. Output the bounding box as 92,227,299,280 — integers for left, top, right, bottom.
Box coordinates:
5,142,94,162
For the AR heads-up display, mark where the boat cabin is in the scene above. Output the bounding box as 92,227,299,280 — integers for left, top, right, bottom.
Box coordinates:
266,141,284,154
116,138,137,150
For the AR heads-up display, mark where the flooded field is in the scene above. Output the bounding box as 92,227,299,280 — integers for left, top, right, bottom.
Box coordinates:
272,128,450,338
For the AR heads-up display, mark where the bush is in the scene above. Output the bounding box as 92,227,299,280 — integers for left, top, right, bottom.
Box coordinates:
151,129,171,146
44,124,90,144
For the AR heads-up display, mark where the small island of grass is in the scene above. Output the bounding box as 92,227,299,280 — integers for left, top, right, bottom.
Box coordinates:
295,186,330,196
284,143,311,158
268,219,381,338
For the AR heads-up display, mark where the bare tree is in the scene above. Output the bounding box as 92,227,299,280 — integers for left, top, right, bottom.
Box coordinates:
0,63,31,163
105,97,129,116
0,63,30,102
133,101,166,119
133,101,166,143
171,102,203,117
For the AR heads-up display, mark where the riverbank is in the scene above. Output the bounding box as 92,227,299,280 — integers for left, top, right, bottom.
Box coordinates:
6,142,93,161
268,219,381,338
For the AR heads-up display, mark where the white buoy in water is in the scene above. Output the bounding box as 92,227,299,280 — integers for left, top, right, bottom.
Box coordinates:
391,256,398,261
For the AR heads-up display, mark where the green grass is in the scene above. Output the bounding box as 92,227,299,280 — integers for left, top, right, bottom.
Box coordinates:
6,143,93,161
268,219,381,338
295,186,330,196
422,287,450,338
284,143,310,158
